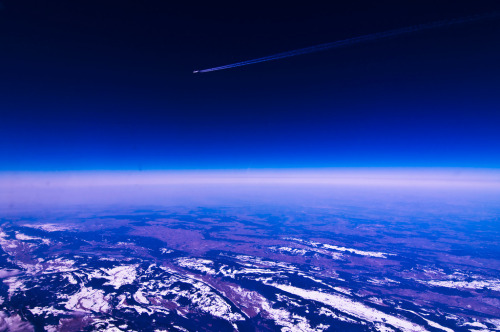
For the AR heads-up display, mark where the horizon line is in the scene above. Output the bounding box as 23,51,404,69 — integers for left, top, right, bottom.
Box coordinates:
1,167,499,188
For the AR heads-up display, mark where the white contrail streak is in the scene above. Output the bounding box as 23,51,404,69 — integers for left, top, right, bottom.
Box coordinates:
193,12,499,74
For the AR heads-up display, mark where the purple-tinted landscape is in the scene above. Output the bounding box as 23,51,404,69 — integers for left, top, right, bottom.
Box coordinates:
1,172,499,331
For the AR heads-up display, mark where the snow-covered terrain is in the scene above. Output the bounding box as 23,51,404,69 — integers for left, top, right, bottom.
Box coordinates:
1,202,499,332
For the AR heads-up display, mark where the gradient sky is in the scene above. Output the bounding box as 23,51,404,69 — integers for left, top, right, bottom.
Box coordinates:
1,0,500,171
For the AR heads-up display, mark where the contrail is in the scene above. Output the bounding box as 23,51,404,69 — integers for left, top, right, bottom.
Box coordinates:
193,12,499,74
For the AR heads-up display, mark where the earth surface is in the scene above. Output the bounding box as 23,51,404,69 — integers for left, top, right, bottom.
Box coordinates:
1,185,499,331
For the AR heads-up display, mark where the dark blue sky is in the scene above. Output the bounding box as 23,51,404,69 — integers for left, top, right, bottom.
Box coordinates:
1,0,499,171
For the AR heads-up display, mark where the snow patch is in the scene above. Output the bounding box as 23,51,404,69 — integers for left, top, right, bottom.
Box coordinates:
133,290,150,305
270,246,308,256
22,223,71,232
29,306,67,317
65,286,111,313
322,244,391,258
268,283,428,332
15,232,51,245
4,276,27,297
101,265,138,289
423,279,500,292
175,258,216,275
0,311,34,332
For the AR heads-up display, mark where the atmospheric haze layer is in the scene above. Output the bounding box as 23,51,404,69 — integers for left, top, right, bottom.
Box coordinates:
1,168,500,209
